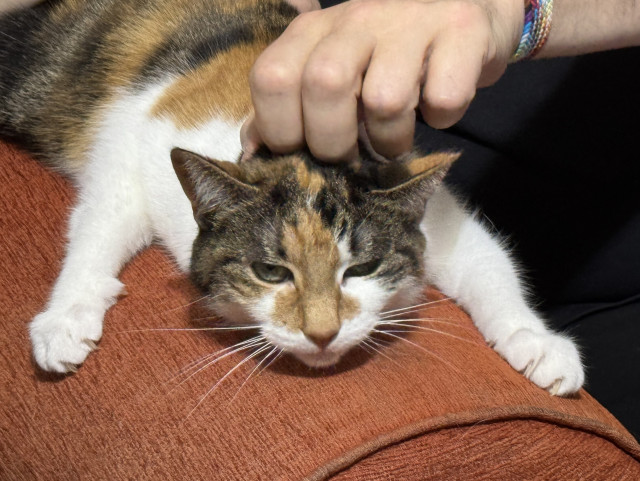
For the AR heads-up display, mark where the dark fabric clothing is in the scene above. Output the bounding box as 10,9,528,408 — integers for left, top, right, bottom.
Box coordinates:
438,50,640,314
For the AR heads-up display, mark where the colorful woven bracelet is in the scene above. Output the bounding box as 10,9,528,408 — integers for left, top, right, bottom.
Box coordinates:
511,0,554,62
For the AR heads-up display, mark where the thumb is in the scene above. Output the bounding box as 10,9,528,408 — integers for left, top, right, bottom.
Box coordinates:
240,112,262,161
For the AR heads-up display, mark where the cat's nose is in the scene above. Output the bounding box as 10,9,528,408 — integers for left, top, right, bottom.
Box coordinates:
305,330,338,350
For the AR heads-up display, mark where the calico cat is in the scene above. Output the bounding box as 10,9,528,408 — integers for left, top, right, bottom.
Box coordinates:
0,0,584,395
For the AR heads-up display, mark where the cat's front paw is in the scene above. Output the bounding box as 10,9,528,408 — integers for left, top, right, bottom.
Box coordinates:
496,328,584,396
30,304,104,373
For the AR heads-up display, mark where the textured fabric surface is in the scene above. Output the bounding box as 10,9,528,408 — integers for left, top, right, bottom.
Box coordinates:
1,141,639,480
333,420,640,480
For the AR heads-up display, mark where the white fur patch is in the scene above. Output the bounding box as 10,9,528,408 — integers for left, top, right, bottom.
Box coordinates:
30,79,245,373
422,186,584,395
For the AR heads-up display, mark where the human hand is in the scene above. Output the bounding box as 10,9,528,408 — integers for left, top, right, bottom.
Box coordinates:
285,0,322,13
243,0,524,161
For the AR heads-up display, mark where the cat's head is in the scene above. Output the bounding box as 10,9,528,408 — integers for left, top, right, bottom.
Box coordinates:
171,146,457,367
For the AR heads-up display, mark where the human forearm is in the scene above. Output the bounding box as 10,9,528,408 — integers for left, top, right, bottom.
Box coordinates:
537,0,640,57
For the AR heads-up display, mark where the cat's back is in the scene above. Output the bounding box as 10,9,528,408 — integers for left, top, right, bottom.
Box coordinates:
0,0,295,172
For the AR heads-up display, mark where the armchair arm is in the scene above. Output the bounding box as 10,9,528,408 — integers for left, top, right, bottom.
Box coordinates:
1,141,638,480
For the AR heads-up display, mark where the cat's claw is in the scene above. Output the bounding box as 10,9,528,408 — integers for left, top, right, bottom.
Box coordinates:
549,378,563,396
29,304,104,374
496,328,585,396
62,362,79,373
523,357,542,379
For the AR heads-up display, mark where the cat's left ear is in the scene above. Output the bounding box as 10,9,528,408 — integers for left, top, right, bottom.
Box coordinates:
368,151,460,219
171,148,257,229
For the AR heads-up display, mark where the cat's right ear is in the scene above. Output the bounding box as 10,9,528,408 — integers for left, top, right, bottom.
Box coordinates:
170,148,258,229
365,151,459,222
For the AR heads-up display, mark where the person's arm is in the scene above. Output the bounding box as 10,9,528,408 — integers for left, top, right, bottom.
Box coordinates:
538,0,640,57
245,0,640,162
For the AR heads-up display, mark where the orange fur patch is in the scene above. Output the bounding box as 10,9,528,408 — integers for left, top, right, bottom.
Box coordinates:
151,42,267,128
273,209,360,338
294,161,326,196
405,152,460,177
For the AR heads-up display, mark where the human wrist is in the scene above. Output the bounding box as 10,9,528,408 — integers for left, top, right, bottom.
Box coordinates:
472,0,525,63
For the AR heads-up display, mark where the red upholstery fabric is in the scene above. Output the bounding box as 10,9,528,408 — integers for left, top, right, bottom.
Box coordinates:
1,141,638,480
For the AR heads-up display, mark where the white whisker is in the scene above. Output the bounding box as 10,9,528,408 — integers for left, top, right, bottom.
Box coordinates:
376,323,483,347
230,345,279,403
366,336,393,349
176,339,268,389
169,336,265,387
118,325,260,334
361,338,400,366
380,318,472,332
185,344,271,421
380,297,451,317
382,317,469,329
379,317,475,330
359,343,374,355
257,348,284,376
380,308,434,320
373,329,460,373
170,351,218,382
368,335,393,348
162,294,212,313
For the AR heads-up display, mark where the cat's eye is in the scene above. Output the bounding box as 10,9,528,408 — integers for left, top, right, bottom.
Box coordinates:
251,262,293,284
343,259,382,279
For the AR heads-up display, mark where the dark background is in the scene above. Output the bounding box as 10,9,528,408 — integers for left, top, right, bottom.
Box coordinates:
320,0,640,438
425,50,640,440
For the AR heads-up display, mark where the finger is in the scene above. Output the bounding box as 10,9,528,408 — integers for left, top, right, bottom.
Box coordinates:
285,0,321,13
240,112,260,162
420,30,486,129
300,29,376,162
249,11,330,153
361,34,428,159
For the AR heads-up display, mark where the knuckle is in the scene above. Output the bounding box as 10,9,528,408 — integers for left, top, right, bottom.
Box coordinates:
342,1,378,21
302,59,354,97
447,1,488,30
286,10,317,32
250,57,298,95
363,87,415,120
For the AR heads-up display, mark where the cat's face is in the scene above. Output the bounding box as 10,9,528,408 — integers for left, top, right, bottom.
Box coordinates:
172,147,455,367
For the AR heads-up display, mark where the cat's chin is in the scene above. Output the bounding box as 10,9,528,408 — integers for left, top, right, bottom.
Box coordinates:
294,351,342,369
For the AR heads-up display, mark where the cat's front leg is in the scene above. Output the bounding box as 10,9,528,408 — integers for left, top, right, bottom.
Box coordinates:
30,163,152,373
422,187,584,396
